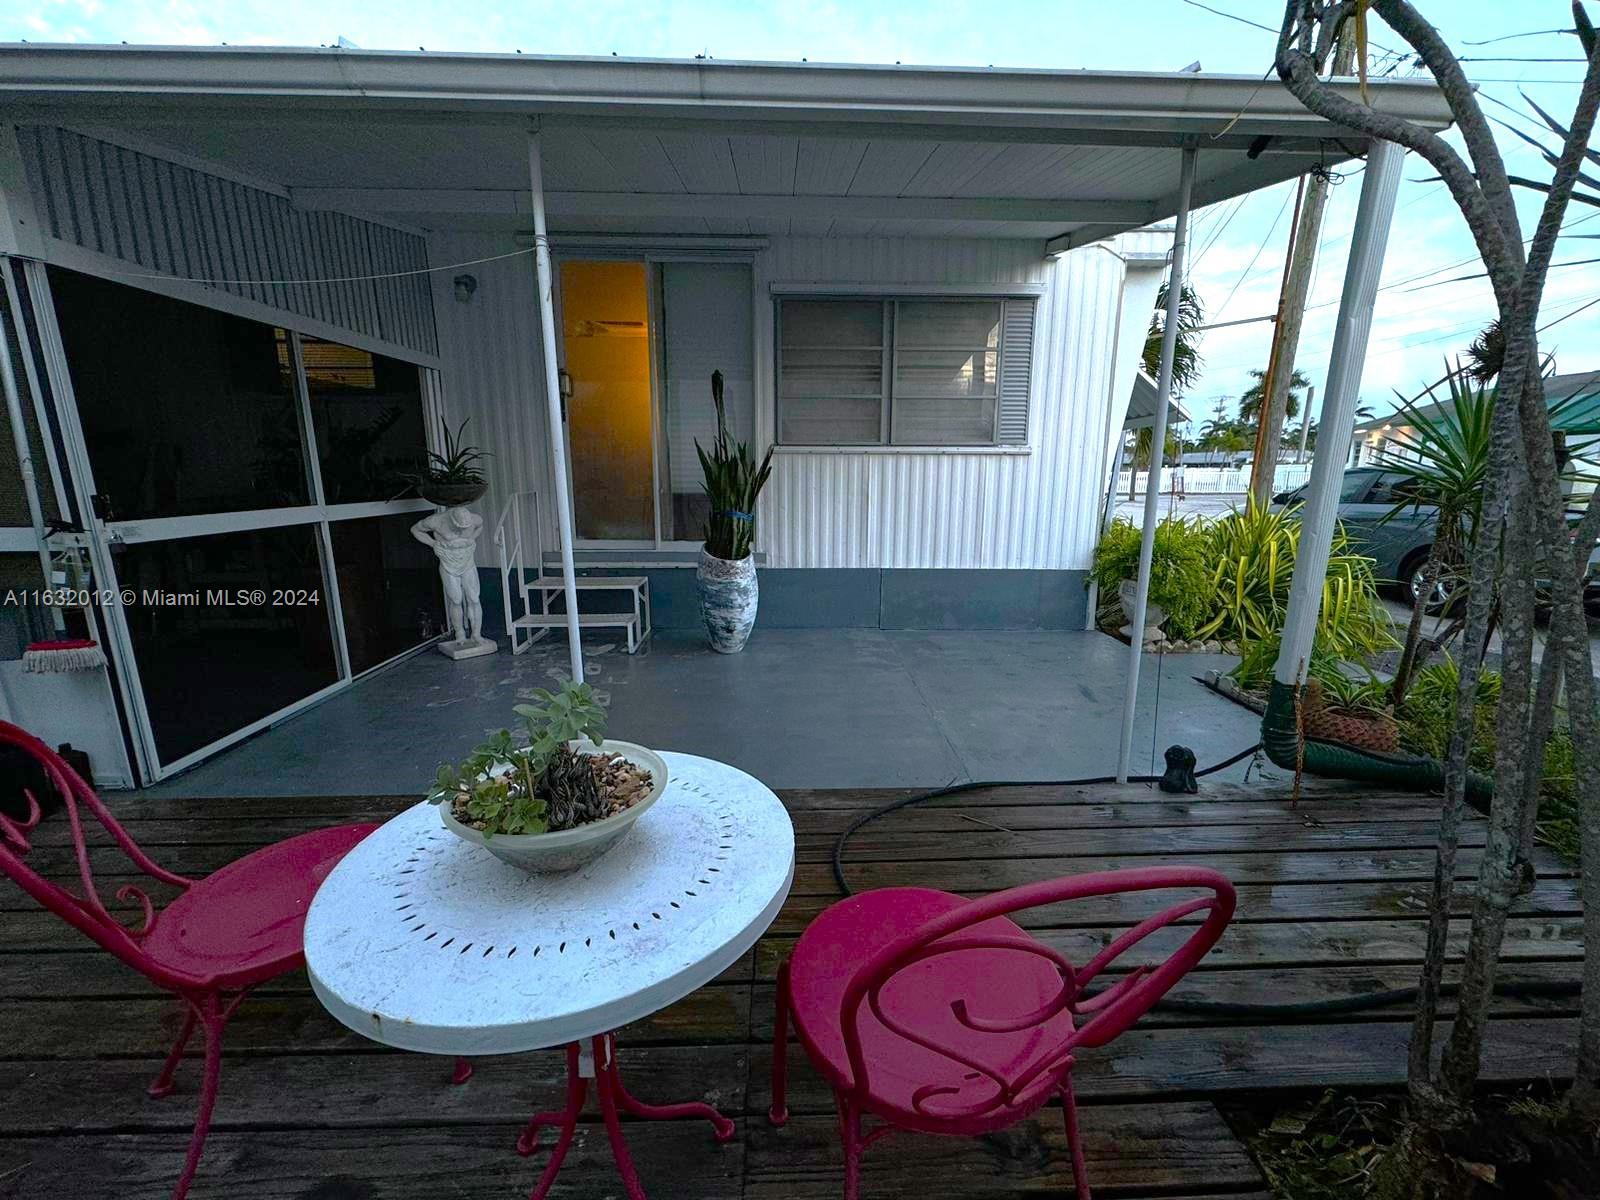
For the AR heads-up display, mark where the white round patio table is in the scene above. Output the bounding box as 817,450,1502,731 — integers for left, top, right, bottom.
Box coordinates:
304,751,794,1200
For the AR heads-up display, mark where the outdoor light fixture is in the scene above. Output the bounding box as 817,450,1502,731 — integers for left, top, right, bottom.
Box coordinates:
453,273,478,303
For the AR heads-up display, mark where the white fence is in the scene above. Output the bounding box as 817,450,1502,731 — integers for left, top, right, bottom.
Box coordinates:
1115,463,1313,497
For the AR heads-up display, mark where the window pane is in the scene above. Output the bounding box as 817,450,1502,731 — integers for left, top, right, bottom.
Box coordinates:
662,262,753,541
893,395,998,446
894,349,999,399
780,299,883,348
780,348,885,398
301,338,429,505
115,526,338,763
778,301,886,445
1340,471,1378,502
895,300,1001,348
49,267,308,520
330,513,447,674
779,396,882,445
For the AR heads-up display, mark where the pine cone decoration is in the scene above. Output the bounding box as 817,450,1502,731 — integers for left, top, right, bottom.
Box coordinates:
542,744,607,831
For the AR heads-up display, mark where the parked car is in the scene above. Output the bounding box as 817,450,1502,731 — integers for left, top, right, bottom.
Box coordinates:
1272,467,1600,610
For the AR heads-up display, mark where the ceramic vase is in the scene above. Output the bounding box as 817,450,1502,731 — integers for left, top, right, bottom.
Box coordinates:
696,548,758,653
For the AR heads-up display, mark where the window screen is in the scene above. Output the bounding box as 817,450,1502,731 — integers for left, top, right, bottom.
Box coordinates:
776,296,1033,447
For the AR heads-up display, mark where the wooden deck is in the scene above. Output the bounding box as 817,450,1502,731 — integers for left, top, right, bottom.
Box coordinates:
0,779,1582,1199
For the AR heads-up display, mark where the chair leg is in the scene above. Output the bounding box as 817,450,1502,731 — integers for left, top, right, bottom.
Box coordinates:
147,1006,199,1099
171,997,230,1200
770,959,791,1126
834,1089,862,1200
1062,1073,1091,1200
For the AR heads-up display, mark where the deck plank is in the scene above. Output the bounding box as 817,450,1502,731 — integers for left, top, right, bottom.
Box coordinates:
743,1102,1262,1199
0,777,1581,1200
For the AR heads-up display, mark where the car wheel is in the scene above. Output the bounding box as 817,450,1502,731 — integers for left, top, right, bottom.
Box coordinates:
1407,556,1461,614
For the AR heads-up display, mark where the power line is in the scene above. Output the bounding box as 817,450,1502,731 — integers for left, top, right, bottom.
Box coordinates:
1462,29,1577,46
1212,186,1295,318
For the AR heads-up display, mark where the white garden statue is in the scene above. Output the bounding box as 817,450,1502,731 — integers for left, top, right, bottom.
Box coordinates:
411,506,497,660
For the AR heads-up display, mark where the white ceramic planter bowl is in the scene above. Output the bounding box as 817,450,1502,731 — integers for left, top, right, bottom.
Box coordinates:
439,740,669,874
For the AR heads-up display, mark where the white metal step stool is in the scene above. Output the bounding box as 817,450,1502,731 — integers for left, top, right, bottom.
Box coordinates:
493,490,652,654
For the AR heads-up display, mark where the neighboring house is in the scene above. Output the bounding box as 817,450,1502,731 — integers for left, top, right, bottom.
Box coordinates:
1350,369,1600,466
0,45,1451,784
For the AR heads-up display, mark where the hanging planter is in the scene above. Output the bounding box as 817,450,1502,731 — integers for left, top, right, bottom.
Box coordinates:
416,417,490,508
694,370,773,654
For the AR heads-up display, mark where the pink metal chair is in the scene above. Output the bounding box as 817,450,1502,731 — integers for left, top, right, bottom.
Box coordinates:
769,867,1236,1200
0,721,378,1200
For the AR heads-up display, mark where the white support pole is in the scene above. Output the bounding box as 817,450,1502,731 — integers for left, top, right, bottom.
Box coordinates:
1116,145,1196,783
528,129,585,684
1273,140,1404,688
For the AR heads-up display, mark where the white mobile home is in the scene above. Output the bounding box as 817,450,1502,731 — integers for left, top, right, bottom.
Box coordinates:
0,46,1451,784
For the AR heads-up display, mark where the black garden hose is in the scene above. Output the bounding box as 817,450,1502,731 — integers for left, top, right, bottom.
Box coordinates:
828,742,1579,1017
829,742,1262,896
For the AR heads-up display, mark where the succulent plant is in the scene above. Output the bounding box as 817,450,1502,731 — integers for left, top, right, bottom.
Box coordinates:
428,681,613,838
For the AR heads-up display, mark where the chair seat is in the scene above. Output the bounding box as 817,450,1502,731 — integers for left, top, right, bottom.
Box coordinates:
787,887,1076,1134
143,824,376,989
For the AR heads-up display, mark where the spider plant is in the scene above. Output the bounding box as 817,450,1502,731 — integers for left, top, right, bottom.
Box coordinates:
426,417,489,486
696,370,773,562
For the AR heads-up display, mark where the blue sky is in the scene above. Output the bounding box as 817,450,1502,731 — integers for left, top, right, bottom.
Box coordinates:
8,1,1598,425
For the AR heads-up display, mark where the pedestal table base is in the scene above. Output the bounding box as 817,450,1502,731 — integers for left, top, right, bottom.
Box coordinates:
517,1033,735,1200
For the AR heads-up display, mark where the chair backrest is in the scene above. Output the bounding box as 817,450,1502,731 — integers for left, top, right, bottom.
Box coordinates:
0,721,201,991
838,866,1235,1123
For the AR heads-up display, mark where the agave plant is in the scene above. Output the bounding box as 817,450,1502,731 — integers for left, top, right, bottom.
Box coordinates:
696,370,774,562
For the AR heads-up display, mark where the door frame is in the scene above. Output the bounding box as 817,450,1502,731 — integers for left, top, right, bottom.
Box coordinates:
551,246,759,554
25,259,444,783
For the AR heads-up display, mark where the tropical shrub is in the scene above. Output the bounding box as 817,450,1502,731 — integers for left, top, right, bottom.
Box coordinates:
1229,632,1387,714
1394,660,1577,861
1195,500,1392,661
1090,515,1214,638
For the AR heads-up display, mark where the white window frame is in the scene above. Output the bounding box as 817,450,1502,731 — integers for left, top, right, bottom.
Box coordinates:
551,246,762,553
770,283,1044,454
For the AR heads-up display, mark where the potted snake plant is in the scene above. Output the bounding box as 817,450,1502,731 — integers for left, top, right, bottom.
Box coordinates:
694,370,774,653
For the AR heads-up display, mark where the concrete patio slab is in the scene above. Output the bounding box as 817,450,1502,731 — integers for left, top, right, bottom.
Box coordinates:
129,629,1273,798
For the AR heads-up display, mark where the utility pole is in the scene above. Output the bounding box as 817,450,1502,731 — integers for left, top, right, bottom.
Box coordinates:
1297,384,1316,461
1248,35,1355,508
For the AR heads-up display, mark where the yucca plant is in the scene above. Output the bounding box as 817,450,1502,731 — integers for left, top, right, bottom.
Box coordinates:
1372,361,1491,705
696,369,773,562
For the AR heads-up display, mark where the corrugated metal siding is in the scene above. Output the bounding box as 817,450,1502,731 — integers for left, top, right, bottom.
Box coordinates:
428,232,1133,572
15,125,437,358
760,237,1127,571
427,231,554,564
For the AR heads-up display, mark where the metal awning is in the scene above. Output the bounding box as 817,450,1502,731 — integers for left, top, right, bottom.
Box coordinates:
0,43,1452,773
0,45,1454,247
1125,370,1191,431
